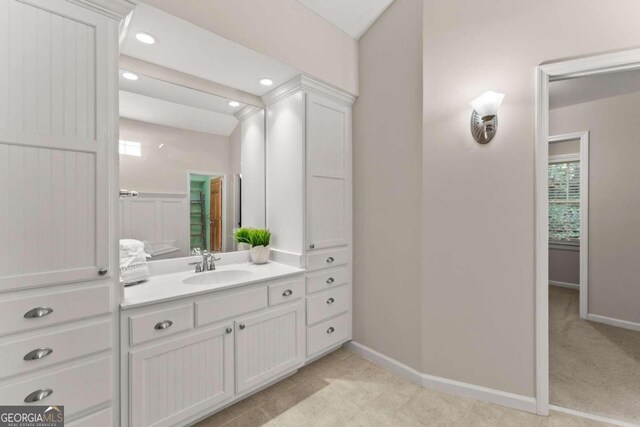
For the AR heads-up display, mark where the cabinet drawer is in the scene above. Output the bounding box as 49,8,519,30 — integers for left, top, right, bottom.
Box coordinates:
0,285,111,337
306,247,349,271
67,408,112,427
306,267,349,294
269,278,304,306
306,285,350,325
0,356,112,419
307,313,350,357
197,286,267,327
0,319,111,381
129,304,194,346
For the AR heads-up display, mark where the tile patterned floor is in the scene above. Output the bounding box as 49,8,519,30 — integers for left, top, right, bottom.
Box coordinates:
194,347,612,427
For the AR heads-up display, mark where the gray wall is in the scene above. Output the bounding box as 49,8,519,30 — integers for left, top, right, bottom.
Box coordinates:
353,0,423,371
420,0,640,397
551,90,640,324
353,0,640,398
549,248,580,285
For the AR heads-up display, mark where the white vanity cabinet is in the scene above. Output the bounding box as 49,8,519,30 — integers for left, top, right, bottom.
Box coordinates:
120,275,305,427
265,76,354,361
0,0,133,425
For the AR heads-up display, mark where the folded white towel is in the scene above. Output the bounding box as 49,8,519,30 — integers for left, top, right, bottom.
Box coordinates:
120,239,151,285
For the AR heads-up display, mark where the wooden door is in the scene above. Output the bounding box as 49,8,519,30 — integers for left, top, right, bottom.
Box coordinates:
130,325,234,427
0,0,112,291
235,302,305,393
306,93,351,251
210,178,223,252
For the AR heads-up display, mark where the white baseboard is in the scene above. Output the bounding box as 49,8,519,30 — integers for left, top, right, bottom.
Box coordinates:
550,405,640,427
587,314,640,332
344,341,537,414
549,280,579,290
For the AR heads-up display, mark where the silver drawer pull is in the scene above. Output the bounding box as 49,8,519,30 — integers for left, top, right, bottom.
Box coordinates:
309,244,315,249
326,297,335,305
326,277,335,284
98,268,108,276
326,327,335,334
326,257,334,263
226,328,233,334
282,289,293,297
239,324,246,330
154,320,173,330
23,348,53,361
24,388,52,403
24,307,53,319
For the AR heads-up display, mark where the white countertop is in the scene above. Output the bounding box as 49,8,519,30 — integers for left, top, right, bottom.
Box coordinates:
121,261,305,310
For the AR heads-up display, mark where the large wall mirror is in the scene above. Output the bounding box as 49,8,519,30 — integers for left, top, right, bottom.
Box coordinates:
118,72,265,260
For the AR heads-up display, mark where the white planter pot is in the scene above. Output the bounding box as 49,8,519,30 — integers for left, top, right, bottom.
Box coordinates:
237,242,251,251
249,245,271,264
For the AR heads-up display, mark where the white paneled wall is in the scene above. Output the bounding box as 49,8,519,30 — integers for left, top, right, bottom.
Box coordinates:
119,193,188,257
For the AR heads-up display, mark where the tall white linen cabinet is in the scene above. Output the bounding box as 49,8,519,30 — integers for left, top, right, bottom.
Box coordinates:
264,76,355,359
0,0,134,425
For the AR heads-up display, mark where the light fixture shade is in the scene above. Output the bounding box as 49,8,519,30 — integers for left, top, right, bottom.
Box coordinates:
135,32,157,45
470,91,505,117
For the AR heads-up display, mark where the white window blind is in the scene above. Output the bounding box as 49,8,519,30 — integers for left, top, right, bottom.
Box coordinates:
548,160,580,242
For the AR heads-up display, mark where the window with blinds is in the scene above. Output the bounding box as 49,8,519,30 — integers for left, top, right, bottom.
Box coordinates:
548,160,580,242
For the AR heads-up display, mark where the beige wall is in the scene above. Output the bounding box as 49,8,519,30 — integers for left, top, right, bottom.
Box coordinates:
143,0,358,95
421,0,640,396
352,0,423,371
551,90,640,324
119,118,230,194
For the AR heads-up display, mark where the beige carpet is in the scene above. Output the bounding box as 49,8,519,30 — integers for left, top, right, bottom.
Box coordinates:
550,286,640,423
196,346,611,427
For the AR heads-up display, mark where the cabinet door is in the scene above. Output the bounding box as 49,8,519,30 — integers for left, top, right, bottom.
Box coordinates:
306,93,351,251
130,325,234,427
0,0,112,291
235,302,304,394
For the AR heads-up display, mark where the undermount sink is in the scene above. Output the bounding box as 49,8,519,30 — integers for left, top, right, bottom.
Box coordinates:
182,269,253,286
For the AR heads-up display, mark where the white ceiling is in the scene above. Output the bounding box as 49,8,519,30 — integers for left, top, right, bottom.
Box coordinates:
550,68,640,109
121,2,300,96
296,0,394,39
119,91,239,136
119,70,245,115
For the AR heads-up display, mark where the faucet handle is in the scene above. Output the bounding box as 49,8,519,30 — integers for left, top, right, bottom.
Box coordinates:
211,252,221,261
188,261,203,273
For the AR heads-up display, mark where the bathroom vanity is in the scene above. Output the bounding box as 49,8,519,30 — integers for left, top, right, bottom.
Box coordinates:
0,0,354,426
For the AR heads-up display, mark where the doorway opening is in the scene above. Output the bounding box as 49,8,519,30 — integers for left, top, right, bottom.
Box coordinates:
188,172,226,253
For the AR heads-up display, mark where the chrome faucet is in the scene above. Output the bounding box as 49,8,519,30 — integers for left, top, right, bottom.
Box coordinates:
189,250,221,273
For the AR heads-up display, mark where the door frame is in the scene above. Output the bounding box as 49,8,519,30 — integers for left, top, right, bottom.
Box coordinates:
187,170,227,253
535,48,640,415
548,131,589,319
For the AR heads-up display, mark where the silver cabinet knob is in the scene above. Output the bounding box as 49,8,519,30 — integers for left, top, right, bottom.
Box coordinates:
154,320,173,330
226,328,233,334
326,327,335,334
326,277,334,284
23,348,53,361
239,324,246,330
24,307,53,319
326,257,334,263
24,389,52,403
309,244,315,249
282,289,293,297
98,268,108,276
326,297,335,305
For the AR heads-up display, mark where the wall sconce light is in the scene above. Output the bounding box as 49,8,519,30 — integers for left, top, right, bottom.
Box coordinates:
470,91,505,144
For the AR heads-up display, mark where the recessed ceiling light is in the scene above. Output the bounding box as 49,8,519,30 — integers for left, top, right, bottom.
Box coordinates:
259,78,274,86
228,101,240,107
122,72,138,81
135,32,157,45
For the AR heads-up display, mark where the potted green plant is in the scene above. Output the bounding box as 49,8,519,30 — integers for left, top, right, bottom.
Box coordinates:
247,228,271,264
233,228,251,251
